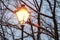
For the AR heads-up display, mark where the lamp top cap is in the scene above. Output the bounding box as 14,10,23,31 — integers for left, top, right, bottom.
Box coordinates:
21,4,25,7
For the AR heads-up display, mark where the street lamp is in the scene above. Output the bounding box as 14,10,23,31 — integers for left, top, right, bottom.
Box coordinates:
14,4,30,40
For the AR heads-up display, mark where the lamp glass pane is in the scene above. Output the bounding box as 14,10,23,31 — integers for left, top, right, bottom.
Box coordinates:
16,8,29,25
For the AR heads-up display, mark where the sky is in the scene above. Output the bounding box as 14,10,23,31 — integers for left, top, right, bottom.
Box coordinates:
1,0,60,40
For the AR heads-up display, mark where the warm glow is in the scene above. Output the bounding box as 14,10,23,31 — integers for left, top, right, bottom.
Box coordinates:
16,7,29,25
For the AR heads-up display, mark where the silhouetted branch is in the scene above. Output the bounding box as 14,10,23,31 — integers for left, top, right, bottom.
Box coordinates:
27,21,54,38
0,0,14,13
0,32,8,40
52,0,59,40
20,0,53,19
47,0,52,12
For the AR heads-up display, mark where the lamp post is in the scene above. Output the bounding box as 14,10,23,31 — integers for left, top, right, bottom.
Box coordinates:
15,4,30,40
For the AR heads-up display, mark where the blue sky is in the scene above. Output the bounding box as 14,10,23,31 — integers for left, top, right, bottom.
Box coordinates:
1,0,60,40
